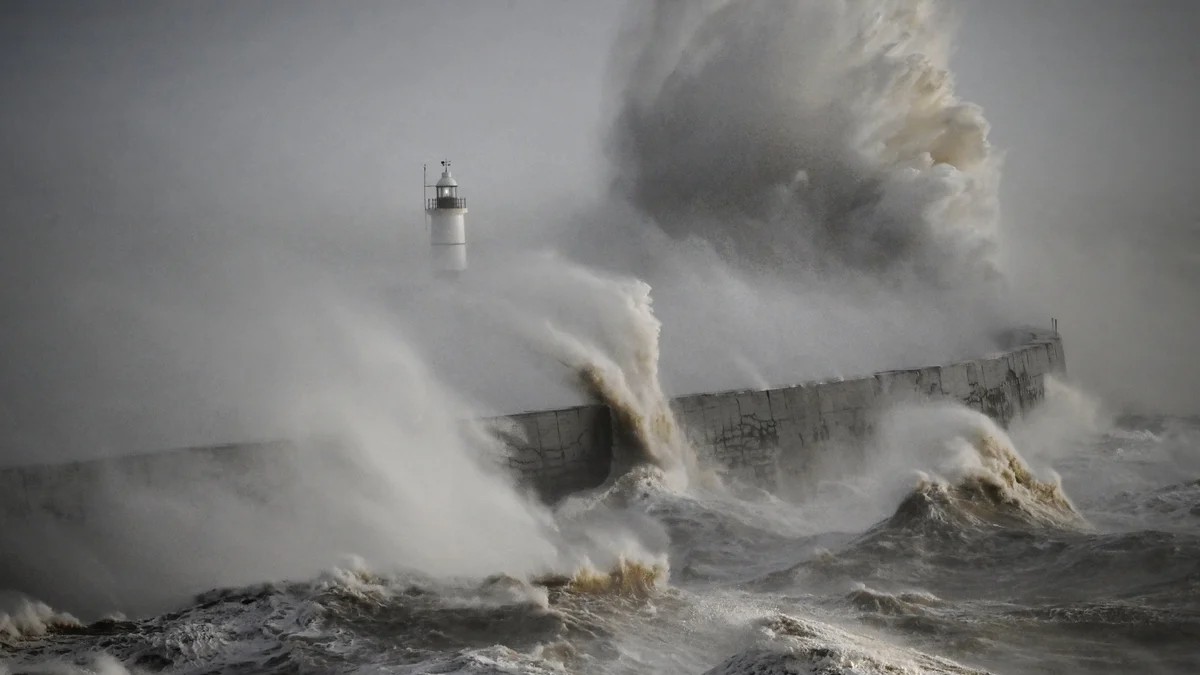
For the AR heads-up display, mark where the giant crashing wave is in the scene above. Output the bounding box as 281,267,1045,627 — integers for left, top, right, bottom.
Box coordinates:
610,0,1000,287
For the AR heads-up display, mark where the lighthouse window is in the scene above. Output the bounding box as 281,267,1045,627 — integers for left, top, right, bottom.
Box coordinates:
438,186,453,198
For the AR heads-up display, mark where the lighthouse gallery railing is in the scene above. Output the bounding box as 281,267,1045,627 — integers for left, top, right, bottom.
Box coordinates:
427,197,467,209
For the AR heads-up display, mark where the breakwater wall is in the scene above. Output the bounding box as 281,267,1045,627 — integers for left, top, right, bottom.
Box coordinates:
500,328,1064,499
0,329,1064,514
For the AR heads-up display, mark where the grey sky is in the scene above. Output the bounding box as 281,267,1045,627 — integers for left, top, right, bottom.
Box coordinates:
1,1,1197,463
953,0,1200,415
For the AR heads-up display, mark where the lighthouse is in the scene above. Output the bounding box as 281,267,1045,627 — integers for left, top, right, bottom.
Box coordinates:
426,160,468,276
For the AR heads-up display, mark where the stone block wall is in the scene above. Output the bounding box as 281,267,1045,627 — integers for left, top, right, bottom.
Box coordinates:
664,330,1065,492
498,328,1065,496
493,404,613,502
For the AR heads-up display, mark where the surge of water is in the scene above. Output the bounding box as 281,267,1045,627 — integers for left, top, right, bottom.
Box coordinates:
438,253,706,489
611,0,999,287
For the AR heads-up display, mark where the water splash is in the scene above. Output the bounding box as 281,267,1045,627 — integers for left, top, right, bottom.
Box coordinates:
548,277,697,486
480,254,705,489
612,0,999,286
889,431,1085,532
0,595,80,643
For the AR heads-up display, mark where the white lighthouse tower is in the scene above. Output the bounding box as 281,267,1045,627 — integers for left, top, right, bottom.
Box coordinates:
426,160,468,276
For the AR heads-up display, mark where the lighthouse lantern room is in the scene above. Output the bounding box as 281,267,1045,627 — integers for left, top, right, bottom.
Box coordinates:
425,160,468,276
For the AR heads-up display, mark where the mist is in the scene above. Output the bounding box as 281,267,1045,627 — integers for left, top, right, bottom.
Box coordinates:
0,293,565,617
588,0,1015,400
0,1,624,462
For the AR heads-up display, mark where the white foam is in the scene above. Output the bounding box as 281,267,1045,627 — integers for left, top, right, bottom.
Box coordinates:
0,596,80,642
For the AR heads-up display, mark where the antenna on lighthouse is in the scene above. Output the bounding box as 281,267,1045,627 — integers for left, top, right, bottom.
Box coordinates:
425,159,468,278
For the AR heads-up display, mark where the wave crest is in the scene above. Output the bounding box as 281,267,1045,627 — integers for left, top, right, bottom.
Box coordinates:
887,433,1084,533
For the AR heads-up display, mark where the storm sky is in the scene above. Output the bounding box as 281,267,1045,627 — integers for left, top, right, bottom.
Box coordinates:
952,0,1200,417
1,1,1197,463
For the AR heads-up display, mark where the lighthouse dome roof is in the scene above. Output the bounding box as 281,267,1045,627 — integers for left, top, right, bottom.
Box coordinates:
436,172,458,188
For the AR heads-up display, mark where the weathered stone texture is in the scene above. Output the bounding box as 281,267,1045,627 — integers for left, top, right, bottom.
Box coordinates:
663,330,1063,492
499,405,613,501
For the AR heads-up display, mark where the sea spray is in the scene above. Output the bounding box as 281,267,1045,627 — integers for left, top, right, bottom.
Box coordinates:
611,0,1000,286
0,293,566,618
888,431,1085,533
461,253,709,490
543,281,696,486
790,400,1086,535
0,595,81,643
541,0,1014,427
1007,375,1111,466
